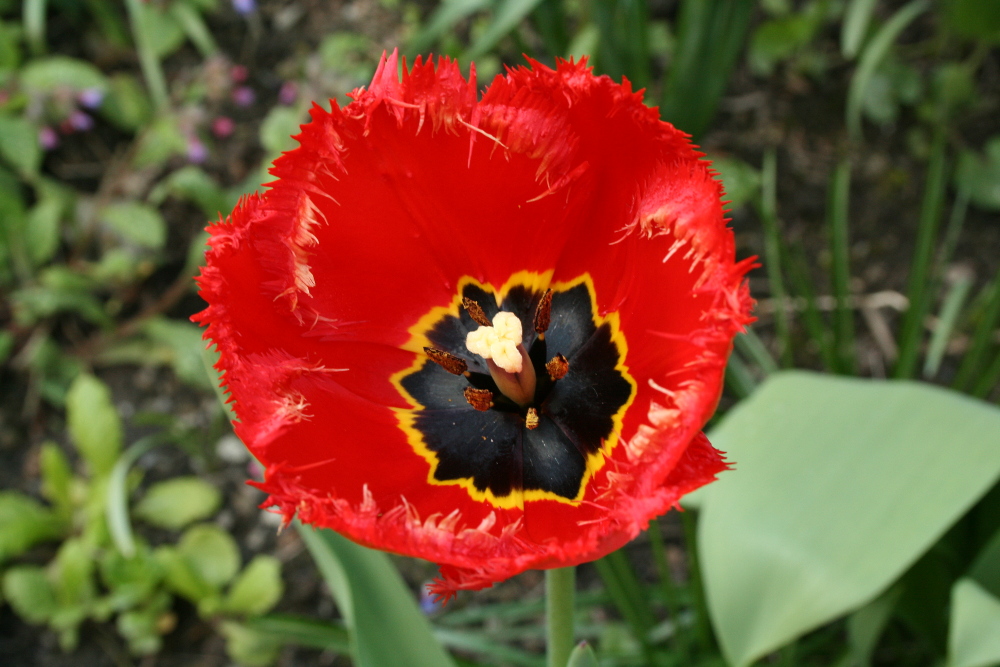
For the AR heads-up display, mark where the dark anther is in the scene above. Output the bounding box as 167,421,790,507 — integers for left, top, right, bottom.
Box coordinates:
533,289,553,334
424,347,468,375
464,386,494,411
462,297,492,327
546,354,569,381
525,407,540,430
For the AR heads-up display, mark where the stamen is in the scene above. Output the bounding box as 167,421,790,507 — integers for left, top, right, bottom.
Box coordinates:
464,387,493,411
424,347,468,375
525,408,540,430
533,289,553,334
462,297,492,327
546,354,569,381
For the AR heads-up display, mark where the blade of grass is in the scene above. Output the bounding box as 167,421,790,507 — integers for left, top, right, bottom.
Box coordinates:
435,628,546,667
24,0,46,54
846,0,929,139
828,158,856,374
594,550,657,664
647,520,688,658
683,510,713,653
465,0,546,60
531,0,570,57
725,352,756,399
106,433,169,558
591,0,650,88
784,240,839,372
124,0,170,112
972,348,1000,400
407,0,491,57
937,187,970,273
246,614,351,653
170,1,219,58
841,0,878,58
895,129,948,379
660,0,754,141
756,150,793,367
734,329,779,377
923,268,974,379
954,268,1000,392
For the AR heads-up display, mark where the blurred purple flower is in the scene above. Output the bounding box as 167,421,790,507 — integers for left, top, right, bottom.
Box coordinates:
212,116,235,138
68,110,94,132
278,81,298,106
419,583,443,615
232,0,256,14
77,88,104,109
38,126,59,151
187,138,208,163
232,86,256,108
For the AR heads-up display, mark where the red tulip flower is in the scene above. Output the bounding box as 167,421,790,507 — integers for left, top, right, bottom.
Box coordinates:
195,52,754,597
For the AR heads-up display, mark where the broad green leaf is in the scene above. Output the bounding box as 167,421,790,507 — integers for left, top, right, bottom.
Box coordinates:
100,202,167,250
0,491,66,562
66,373,123,476
970,524,1000,598
178,524,240,590
134,476,221,530
0,114,41,175
299,526,457,667
51,538,97,610
134,115,187,168
20,56,108,92
155,544,216,604
2,565,57,623
137,2,185,58
698,371,1000,667
39,441,73,516
224,555,284,616
949,579,1000,667
99,544,164,611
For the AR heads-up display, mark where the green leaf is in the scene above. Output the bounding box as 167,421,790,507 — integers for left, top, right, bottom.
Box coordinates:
100,202,167,250
712,157,761,210
25,196,63,265
66,373,123,477
134,115,187,168
156,544,216,604
260,106,306,154
141,317,214,390
134,476,221,530
224,555,284,617
0,491,65,562
149,165,227,218
178,524,240,590
100,73,153,132
949,579,1000,667
969,524,1000,598
137,1,185,58
567,641,600,667
407,0,490,56
99,544,164,611
2,565,58,624
51,538,97,610
299,526,457,667
956,137,1000,212
20,56,108,92
698,371,1000,667
0,114,41,176
220,620,283,667
39,442,73,514
941,0,1000,43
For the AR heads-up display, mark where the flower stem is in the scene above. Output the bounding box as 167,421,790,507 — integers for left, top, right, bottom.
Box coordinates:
546,566,575,667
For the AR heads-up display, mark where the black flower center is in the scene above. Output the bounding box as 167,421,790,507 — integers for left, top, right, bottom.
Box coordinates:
392,274,636,508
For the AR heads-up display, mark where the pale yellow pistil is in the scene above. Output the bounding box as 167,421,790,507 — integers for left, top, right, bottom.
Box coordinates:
465,311,536,407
